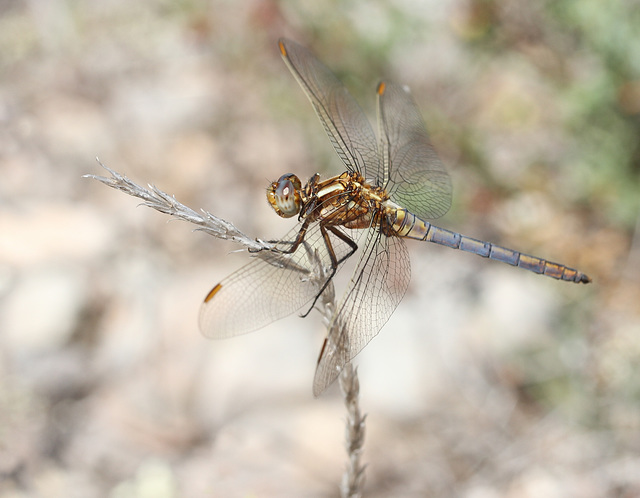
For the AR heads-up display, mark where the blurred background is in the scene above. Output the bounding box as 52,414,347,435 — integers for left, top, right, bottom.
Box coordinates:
1,0,639,496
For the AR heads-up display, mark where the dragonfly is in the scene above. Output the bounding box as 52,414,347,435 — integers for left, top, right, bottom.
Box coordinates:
199,38,591,396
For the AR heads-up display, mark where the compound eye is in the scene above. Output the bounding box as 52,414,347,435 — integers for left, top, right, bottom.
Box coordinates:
267,174,302,218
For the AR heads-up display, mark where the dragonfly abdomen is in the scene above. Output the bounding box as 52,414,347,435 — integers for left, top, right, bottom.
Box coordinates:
387,208,590,284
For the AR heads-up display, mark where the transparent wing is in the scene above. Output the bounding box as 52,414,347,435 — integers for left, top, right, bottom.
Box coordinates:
199,223,355,339
278,38,379,180
313,227,411,396
377,81,452,219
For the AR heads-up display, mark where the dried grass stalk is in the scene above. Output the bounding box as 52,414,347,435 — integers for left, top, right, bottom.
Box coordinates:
86,159,366,497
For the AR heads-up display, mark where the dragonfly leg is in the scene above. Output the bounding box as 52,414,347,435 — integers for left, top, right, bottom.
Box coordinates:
249,218,312,254
299,225,358,318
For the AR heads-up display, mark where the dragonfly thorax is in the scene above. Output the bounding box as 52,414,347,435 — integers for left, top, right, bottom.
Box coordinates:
267,173,303,218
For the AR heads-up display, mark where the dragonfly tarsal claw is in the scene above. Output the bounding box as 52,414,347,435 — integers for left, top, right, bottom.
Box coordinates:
248,238,269,253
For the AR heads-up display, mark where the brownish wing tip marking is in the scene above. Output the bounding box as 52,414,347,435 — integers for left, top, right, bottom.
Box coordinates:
377,82,386,95
278,40,287,57
204,283,223,303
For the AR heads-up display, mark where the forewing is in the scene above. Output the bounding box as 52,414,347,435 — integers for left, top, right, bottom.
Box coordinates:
313,228,411,396
278,38,379,179
377,81,452,219
199,223,354,339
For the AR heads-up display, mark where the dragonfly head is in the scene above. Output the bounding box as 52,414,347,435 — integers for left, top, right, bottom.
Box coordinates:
267,173,302,218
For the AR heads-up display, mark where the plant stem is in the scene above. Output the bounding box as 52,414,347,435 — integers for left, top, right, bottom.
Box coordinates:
339,363,366,498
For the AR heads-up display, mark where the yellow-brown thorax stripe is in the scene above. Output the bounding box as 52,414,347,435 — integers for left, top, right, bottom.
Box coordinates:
303,172,388,230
